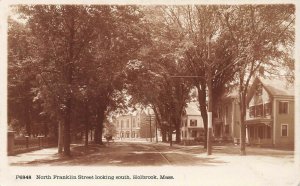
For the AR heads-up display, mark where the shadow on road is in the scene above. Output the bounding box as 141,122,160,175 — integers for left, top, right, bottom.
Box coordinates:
10,142,227,166
10,142,293,166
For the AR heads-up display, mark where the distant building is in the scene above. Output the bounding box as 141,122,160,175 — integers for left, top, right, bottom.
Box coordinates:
245,77,294,148
113,108,157,140
181,102,204,141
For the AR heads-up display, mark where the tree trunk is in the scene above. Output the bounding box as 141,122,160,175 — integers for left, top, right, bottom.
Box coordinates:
24,102,31,136
95,108,105,144
240,93,247,155
85,126,89,147
203,113,208,149
175,119,181,143
84,103,89,147
94,127,99,143
196,83,208,149
63,97,72,156
161,127,167,142
58,121,63,153
90,129,93,141
63,11,75,156
152,105,161,142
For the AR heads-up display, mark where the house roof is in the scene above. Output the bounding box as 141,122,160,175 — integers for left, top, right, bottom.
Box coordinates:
223,87,239,99
185,102,201,116
246,76,294,104
259,78,294,96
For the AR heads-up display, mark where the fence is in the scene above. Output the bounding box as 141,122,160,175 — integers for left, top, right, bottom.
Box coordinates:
8,131,57,155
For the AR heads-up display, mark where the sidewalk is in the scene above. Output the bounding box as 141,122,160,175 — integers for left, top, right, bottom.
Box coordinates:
9,147,60,166
8,144,86,166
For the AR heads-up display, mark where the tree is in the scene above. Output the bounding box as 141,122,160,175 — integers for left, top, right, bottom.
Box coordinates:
17,5,116,156
7,17,48,137
125,41,193,144
221,5,295,155
148,6,238,149
104,122,117,137
12,5,148,155
84,5,149,144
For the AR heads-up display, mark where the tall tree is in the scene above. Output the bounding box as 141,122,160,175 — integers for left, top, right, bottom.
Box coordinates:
149,5,238,148
17,5,115,156
221,5,295,155
7,17,44,137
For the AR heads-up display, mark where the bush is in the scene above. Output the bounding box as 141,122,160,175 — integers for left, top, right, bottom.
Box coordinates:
194,136,205,142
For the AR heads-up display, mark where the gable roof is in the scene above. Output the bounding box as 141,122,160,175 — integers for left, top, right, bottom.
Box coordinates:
185,102,201,116
247,77,294,104
259,78,294,96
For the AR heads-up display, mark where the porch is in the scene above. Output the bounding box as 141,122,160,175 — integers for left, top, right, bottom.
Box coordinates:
246,119,273,147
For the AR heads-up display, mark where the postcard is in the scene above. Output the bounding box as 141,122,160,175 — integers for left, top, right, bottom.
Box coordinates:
1,0,299,186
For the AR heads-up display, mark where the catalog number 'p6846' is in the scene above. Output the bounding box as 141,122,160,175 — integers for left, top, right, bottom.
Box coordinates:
16,175,31,179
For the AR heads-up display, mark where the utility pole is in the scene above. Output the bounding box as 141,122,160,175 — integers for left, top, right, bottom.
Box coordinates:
149,114,152,142
120,121,122,141
155,118,158,143
169,113,172,147
207,36,212,155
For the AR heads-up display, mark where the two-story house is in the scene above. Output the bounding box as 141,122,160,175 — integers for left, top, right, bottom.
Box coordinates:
181,102,205,141
213,88,241,141
245,77,294,148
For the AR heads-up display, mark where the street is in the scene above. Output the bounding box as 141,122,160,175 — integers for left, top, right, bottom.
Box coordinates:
8,141,299,186
10,141,196,166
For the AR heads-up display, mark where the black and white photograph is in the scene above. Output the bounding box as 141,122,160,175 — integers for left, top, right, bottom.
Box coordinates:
1,1,299,186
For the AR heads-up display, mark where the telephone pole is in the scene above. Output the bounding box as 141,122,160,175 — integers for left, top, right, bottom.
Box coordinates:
149,114,152,142
207,65,213,155
207,36,212,155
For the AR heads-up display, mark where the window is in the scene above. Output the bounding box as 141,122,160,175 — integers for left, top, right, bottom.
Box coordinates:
249,127,254,138
249,106,255,118
185,119,187,127
217,107,221,118
185,131,187,137
121,120,124,128
225,106,229,119
281,124,288,137
264,102,271,116
225,125,229,134
126,119,129,128
256,104,263,117
266,127,271,139
190,119,197,126
258,126,264,139
279,101,288,114
117,121,119,128
132,118,136,127
192,130,197,137
256,83,263,96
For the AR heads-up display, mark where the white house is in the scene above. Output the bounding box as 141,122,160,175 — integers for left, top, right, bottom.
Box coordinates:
181,102,204,141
